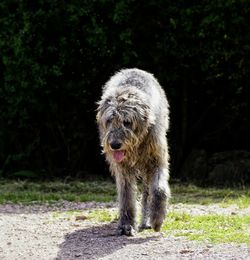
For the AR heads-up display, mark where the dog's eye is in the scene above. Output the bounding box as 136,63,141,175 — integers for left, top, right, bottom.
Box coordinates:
123,120,132,128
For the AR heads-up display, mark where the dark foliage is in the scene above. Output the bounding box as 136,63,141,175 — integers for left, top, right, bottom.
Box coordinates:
0,1,249,182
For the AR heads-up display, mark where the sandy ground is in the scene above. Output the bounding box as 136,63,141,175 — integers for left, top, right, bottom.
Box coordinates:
0,202,249,260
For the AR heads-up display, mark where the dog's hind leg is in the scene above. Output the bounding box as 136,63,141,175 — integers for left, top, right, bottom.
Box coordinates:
150,167,170,231
139,181,151,230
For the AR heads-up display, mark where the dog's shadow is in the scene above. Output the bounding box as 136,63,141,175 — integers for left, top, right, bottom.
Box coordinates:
56,221,158,260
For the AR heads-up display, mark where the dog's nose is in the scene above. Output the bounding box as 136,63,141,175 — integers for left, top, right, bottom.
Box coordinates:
110,141,122,150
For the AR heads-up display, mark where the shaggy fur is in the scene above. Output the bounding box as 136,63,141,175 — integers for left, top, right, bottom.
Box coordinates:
96,68,170,236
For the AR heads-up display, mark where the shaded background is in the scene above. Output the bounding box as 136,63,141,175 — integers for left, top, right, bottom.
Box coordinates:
0,0,249,184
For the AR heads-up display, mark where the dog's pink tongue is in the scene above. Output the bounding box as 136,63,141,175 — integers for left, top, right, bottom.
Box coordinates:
113,151,125,162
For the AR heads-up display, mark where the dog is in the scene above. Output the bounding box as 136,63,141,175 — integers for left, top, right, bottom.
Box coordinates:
96,68,170,236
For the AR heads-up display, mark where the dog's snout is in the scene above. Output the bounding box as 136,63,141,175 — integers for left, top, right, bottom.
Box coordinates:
110,141,122,150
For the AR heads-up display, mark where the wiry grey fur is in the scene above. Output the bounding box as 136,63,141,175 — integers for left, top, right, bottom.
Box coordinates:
96,68,170,236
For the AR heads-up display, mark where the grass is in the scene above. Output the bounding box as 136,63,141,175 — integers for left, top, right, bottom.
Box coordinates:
0,180,249,208
161,212,250,244
88,209,118,222
170,183,250,208
0,180,117,204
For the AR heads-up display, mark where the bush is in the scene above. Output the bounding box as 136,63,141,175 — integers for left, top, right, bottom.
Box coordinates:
0,1,249,180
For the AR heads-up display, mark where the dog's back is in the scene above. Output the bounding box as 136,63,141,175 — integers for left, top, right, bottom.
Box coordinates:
104,68,161,94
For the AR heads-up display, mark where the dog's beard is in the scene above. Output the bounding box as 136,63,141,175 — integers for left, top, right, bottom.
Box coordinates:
102,129,140,165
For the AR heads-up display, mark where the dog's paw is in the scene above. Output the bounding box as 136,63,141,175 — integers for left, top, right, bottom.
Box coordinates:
139,223,151,231
151,223,161,232
150,218,163,232
117,224,136,236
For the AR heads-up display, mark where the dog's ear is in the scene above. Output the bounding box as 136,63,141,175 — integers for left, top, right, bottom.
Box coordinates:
96,110,101,122
96,100,102,122
96,98,111,123
141,102,156,126
148,111,156,126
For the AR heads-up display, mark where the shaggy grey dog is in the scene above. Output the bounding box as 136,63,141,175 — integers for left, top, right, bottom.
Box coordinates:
96,68,170,236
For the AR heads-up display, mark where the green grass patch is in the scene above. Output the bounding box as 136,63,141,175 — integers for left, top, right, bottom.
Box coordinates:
171,184,250,208
88,209,118,222
220,195,250,209
0,180,117,204
161,211,250,244
0,180,249,208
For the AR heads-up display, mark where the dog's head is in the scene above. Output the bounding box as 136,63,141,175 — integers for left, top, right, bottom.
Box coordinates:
96,88,155,163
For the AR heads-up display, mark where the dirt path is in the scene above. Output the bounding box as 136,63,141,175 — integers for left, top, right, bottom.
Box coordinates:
0,202,249,260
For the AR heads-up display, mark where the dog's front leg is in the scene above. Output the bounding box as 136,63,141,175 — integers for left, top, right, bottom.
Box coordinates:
116,172,137,236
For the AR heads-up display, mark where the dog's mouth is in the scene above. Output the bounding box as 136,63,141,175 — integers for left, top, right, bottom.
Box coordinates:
112,150,126,162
